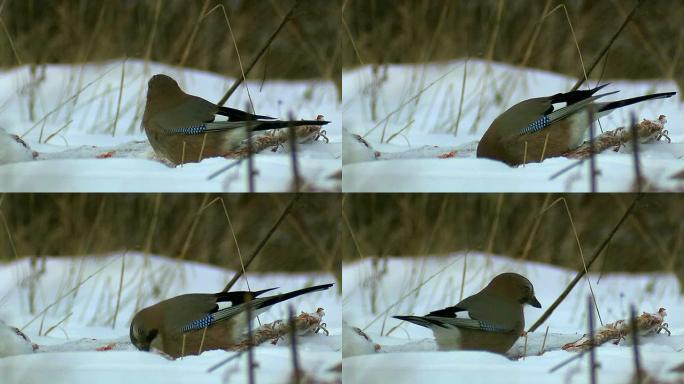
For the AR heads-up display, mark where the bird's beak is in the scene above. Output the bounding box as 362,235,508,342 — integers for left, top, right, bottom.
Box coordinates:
529,296,542,308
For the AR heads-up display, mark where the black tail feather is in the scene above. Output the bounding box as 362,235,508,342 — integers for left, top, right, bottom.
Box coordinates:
393,315,447,329
550,83,611,105
598,92,676,112
217,106,275,121
214,287,278,305
250,119,330,132
254,283,334,310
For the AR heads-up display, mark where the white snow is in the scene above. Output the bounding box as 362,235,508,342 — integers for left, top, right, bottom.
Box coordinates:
0,61,341,192
0,128,35,165
342,253,684,383
0,322,34,357
343,60,684,192
0,254,341,383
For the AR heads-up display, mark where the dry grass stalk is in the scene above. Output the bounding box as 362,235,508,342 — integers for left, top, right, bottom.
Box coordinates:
562,308,669,352
230,308,328,351
566,116,670,160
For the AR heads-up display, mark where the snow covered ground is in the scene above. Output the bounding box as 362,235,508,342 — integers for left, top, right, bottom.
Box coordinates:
342,253,684,384
0,254,341,383
0,61,341,192
342,60,684,192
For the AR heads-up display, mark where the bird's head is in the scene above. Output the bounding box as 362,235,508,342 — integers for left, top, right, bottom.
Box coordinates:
130,309,160,352
488,272,541,308
147,74,183,100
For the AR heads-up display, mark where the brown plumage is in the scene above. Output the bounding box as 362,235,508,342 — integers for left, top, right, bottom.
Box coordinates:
142,74,329,165
394,273,541,354
130,283,333,358
477,85,676,166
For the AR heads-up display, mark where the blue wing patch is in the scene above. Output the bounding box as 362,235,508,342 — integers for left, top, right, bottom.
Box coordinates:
477,321,509,333
519,115,550,135
165,124,208,136
180,313,215,333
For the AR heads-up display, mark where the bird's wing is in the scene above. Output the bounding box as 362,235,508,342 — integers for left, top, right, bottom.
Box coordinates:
152,96,219,129
454,292,520,330
393,315,513,333
426,304,468,317
162,120,329,136
492,98,554,138
518,91,619,136
179,284,333,333
213,287,279,306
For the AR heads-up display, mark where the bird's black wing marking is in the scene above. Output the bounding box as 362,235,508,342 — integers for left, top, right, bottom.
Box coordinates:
426,305,467,318
549,83,611,105
212,287,279,309
217,106,276,121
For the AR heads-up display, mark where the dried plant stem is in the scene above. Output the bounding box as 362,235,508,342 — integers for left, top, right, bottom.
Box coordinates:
630,114,643,192
246,300,255,384
22,256,121,330
588,113,597,192
179,0,211,67
631,305,643,384
289,305,302,383
198,326,208,355
539,326,549,355
178,194,210,260
528,195,642,332
223,194,301,291
218,0,300,105
288,121,301,192
588,297,597,384
111,252,126,329
110,58,126,136
570,0,644,91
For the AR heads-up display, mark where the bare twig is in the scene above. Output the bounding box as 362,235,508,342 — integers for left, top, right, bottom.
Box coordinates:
528,195,642,332
223,194,301,291
588,112,597,192
630,114,642,192
218,0,300,105
570,0,644,91
207,351,244,373
288,115,301,192
207,158,245,180
539,326,549,355
179,0,211,67
289,305,302,383
246,120,256,193
588,297,597,384
631,305,643,384
110,58,126,137
111,252,126,329
246,297,255,384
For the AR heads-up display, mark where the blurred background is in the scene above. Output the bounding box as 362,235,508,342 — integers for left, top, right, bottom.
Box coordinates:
343,0,683,91
1,0,340,84
0,193,340,278
342,194,684,287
